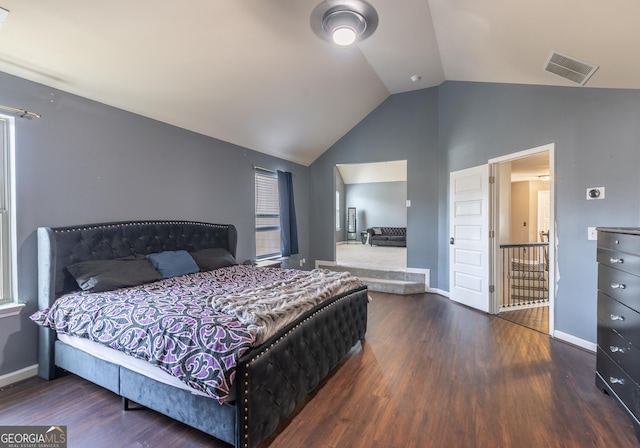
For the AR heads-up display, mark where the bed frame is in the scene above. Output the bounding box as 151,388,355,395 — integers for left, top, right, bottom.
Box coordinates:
37,220,369,448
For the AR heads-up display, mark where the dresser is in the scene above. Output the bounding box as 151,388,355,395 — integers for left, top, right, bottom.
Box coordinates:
596,227,640,440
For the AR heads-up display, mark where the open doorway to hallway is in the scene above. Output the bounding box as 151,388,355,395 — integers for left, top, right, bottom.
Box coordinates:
493,149,553,334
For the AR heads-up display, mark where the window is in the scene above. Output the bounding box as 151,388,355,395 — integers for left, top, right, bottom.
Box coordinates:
0,115,16,307
255,168,281,260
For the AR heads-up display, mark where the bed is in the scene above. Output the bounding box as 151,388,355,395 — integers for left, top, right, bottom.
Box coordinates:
32,220,369,447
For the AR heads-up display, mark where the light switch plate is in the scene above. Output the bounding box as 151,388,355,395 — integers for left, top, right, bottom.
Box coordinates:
588,227,597,240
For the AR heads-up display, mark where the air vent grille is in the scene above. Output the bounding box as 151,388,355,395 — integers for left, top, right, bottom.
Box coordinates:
544,51,598,86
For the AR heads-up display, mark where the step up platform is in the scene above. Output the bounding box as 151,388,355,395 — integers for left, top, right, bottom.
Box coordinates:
316,262,427,295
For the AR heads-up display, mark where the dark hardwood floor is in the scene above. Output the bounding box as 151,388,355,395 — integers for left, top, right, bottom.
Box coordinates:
499,305,550,334
1,292,637,448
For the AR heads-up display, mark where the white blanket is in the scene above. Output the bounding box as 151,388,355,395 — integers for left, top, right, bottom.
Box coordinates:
208,269,364,345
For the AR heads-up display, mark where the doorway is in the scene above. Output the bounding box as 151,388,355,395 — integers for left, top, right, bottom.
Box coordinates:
334,160,407,270
449,143,555,335
490,144,555,334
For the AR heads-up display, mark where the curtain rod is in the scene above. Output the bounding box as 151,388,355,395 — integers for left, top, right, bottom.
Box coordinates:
0,104,41,119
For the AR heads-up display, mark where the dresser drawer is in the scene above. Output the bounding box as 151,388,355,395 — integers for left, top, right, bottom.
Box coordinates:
598,325,640,381
598,292,640,349
599,231,640,256
597,348,640,421
597,248,640,275
598,264,640,308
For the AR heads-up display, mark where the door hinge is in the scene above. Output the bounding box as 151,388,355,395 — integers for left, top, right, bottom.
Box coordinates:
489,285,495,293
489,176,495,184
489,230,495,238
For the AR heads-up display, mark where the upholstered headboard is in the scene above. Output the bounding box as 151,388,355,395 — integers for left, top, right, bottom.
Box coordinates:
36,220,238,379
37,220,238,302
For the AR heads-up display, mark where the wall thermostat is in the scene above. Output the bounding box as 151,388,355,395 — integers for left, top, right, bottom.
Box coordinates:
586,187,605,200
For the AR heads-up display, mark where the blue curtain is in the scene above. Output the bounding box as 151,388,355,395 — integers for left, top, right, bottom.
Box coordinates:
277,170,299,256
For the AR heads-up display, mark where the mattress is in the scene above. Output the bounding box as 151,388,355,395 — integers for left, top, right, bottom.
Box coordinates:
58,333,211,397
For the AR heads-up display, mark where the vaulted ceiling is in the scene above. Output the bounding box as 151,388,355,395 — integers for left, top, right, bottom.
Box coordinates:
0,0,638,166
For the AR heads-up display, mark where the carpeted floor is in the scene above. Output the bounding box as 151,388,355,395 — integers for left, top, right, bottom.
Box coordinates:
336,242,406,270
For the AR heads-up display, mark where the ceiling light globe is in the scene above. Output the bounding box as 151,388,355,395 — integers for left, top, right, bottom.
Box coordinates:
311,1,378,46
332,26,357,46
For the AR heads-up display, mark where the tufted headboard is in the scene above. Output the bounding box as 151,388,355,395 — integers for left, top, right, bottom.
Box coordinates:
37,220,238,304
37,220,238,379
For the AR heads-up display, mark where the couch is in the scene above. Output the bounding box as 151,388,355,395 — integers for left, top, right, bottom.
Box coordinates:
366,227,406,247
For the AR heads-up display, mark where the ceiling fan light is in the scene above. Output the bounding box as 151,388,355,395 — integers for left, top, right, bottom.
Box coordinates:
332,26,357,46
311,1,378,46
323,9,366,46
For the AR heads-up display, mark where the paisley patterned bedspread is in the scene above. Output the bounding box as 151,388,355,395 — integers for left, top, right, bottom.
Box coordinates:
30,265,359,403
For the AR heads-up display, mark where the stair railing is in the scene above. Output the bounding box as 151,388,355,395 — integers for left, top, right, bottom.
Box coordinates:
499,243,549,310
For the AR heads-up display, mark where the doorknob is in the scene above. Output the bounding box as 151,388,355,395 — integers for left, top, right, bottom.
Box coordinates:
450,237,454,245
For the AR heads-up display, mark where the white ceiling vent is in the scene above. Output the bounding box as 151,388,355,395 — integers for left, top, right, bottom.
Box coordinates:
544,51,598,86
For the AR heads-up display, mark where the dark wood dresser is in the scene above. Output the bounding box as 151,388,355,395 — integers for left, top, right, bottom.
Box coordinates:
596,227,640,440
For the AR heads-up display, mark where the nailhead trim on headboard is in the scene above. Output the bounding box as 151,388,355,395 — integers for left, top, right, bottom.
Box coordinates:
44,220,237,298
52,220,230,233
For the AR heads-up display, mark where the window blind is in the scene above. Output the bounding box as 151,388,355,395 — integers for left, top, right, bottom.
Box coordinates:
255,168,281,259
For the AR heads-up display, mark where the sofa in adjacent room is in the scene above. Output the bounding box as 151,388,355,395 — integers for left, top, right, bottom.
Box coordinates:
366,227,406,247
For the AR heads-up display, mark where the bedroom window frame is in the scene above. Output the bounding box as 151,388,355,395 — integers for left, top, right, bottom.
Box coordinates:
254,167,282,261
0,114,19,315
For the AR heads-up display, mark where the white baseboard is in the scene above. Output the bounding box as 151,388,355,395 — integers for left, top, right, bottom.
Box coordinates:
427,287,449,297
553,330,596,353
0,364,38,388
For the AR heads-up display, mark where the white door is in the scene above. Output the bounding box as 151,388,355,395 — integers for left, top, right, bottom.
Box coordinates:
449,165,490,312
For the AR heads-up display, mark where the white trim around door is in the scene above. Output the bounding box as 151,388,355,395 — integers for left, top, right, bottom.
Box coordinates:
489,143,556,336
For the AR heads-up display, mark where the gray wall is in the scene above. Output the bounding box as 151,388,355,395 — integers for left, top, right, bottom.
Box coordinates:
438,81,640,343
0,72,310,376
311,80,640,345
309,87,440,271
345,181,407,232
5,72,638,377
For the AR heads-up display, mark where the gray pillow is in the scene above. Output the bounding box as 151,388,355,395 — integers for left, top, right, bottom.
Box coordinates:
66,254,162,292
146,250,200,279
190,248,237,271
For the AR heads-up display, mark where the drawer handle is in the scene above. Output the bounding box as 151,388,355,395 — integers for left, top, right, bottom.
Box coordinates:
609,257,624,264
610,314,625,321
611,283,626,289
610,346,626,354
610,377,626,385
